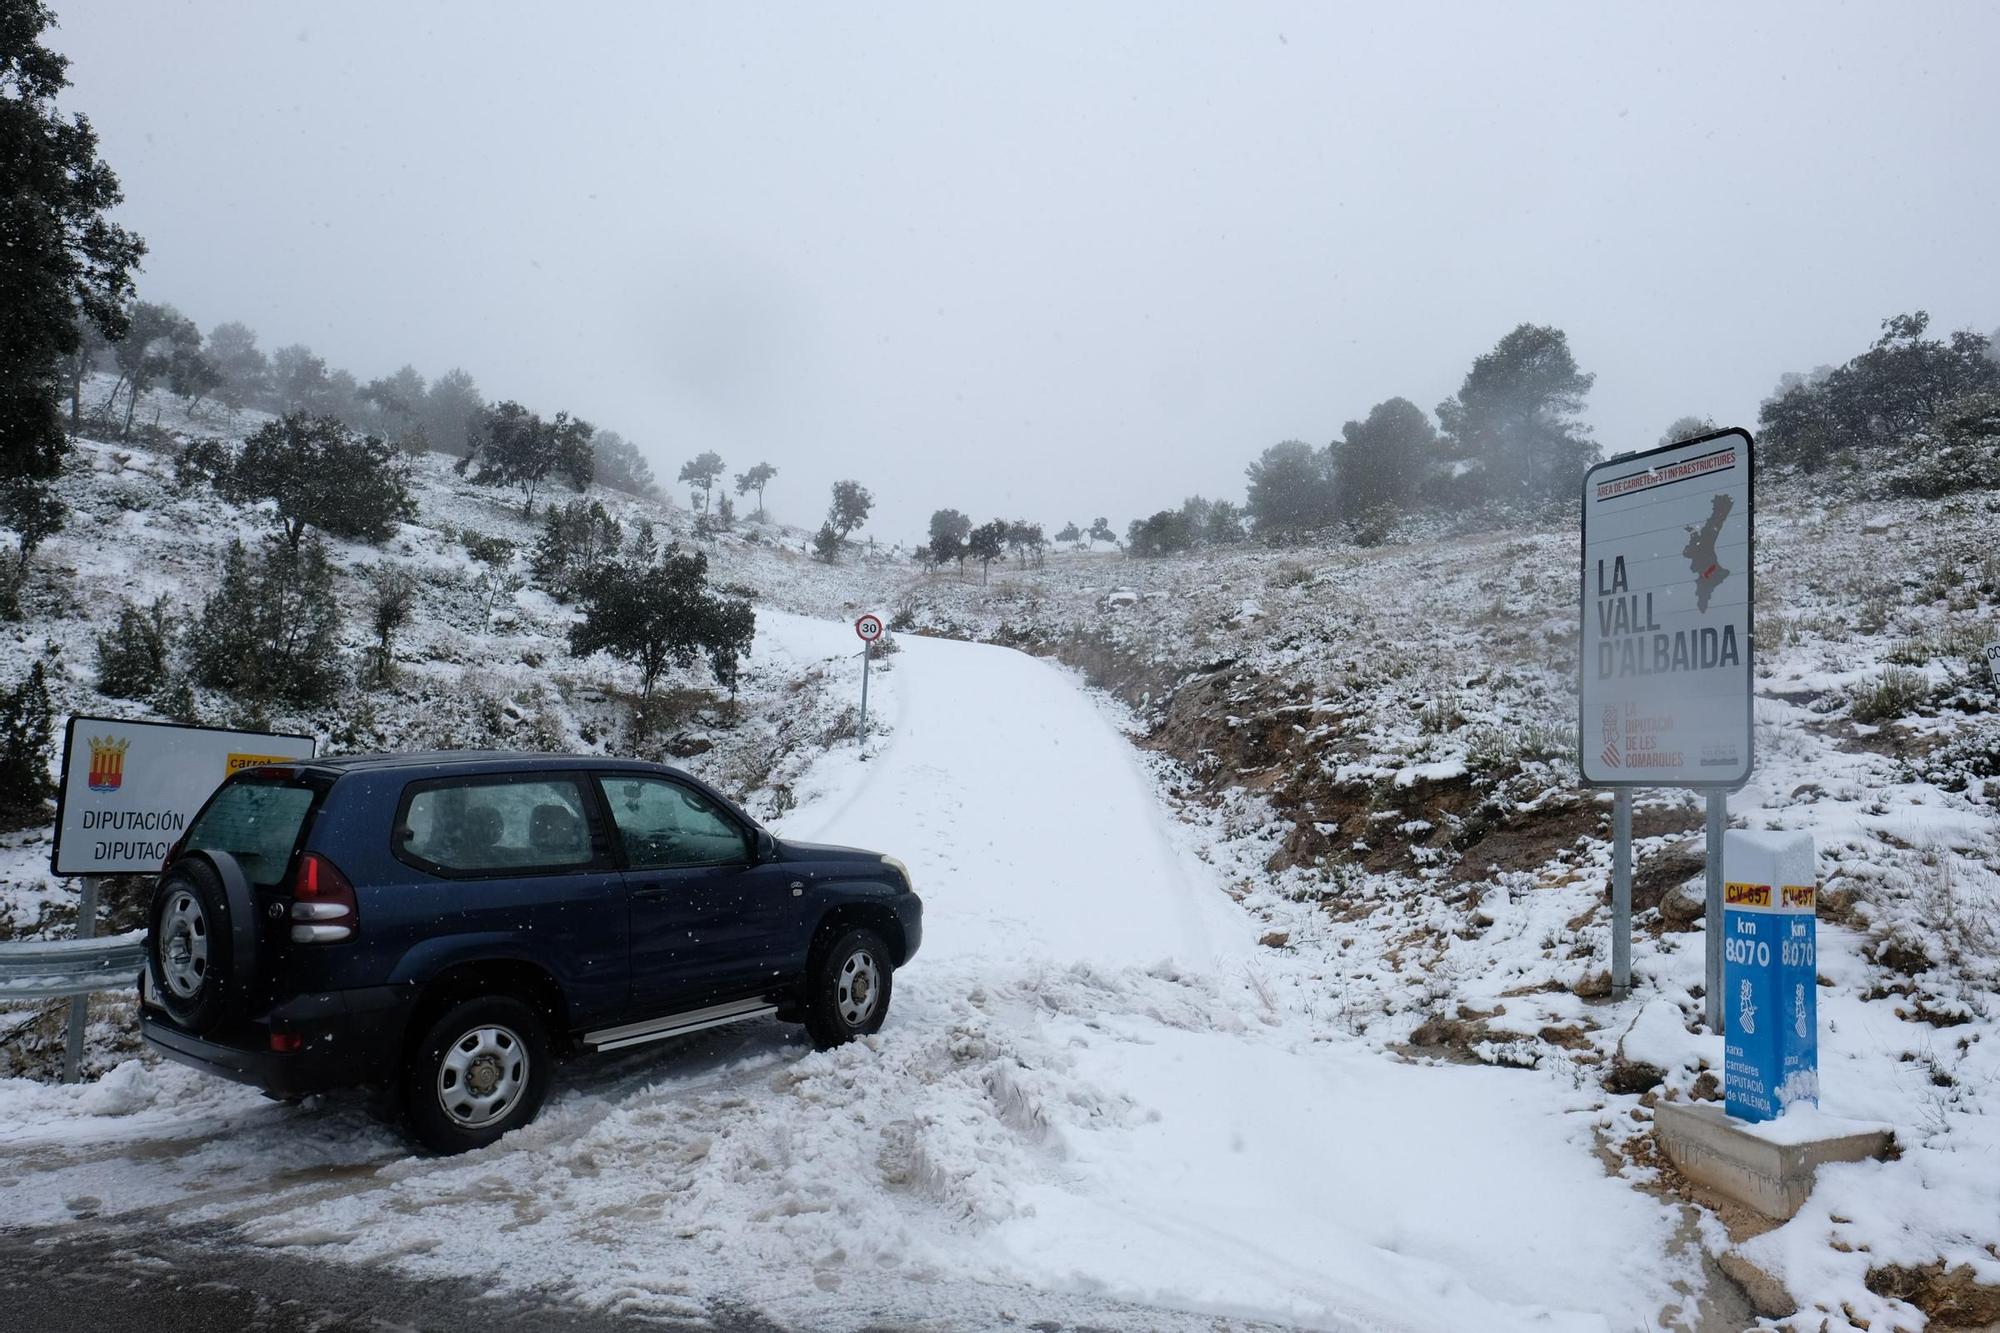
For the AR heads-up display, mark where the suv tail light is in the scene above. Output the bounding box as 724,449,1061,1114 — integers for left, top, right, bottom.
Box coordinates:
290,852,358,943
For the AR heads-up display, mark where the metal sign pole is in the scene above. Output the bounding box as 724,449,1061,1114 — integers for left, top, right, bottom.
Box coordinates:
1705,790,1726,1032
62,876,101,1085
1611,791,1632,998
859,640,870,742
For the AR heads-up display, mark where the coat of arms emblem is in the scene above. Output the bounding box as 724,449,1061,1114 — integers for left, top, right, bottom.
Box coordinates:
87,735,131,793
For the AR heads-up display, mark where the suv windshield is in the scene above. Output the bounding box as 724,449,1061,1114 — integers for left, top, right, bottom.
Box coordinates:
184,779,318,887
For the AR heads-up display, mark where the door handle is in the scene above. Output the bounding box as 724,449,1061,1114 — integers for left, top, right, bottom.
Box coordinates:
632,883,672,898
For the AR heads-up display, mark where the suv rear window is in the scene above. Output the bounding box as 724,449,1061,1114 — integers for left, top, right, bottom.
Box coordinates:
184,779,319,887
397,776,598,875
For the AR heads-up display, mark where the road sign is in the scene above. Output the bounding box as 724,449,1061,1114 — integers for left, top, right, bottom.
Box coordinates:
52,716,316,876
1580,428,1754,789
853,616,883,743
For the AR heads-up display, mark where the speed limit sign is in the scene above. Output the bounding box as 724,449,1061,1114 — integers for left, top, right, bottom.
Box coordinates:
854,614,884,743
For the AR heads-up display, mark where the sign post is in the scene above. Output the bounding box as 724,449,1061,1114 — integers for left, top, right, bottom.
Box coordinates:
1580,429,1754,1030
60,876,100,1085
1611,790,1632,997
854,614,884,744
51,716,315,1082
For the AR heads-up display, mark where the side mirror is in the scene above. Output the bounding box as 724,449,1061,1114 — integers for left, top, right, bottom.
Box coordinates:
754,828,777,863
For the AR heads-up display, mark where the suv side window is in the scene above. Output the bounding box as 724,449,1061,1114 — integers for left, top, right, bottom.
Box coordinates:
397,775,599,875
598,776,750,869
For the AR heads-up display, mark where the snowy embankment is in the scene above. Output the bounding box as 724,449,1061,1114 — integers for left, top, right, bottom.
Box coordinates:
0,611,1694,1332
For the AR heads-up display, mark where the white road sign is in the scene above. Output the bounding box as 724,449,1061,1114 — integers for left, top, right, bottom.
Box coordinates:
1580,429,1754,788
855,613,884,642
53,716,316,876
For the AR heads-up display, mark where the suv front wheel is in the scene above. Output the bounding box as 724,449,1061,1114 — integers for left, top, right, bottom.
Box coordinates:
404,995,551,1154
803,927,894,1050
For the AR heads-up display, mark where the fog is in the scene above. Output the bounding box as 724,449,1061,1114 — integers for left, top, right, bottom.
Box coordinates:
46,1,2000,538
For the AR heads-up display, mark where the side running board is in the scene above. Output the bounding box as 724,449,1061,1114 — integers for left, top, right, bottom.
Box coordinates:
583,997,779,1053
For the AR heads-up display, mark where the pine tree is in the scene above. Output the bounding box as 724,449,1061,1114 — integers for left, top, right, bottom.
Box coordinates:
1335,397,1435,519
530,499,623,602
677,450,726,512
109,302,201,439
1203,500,1245,545
1126,510,1195,557
205,321,267,410
185,540,258,691
364,565,417,688
0,475,67,570
0,660,55,819
460,401,594,513
1,3,146,482
927,508,971,573
828,480,873,540
95,597,174,699
420,368,484,459
733,462,777,519
188,539,343,705
1244,441,1338,538
592,430,658,497
1759,314,1999,474
228,412,417,549
1656,415,1716,448
967,519,1007,582
569,547,755,707
1003,519,1045,566
1435,324,1596,505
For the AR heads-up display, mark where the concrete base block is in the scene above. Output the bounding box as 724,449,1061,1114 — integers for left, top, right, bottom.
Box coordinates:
1653,1102,1893,1220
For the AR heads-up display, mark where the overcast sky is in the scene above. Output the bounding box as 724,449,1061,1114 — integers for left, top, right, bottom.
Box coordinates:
47,2,2000,539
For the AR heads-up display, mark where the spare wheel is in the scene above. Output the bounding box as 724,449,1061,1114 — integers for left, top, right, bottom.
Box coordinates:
147,850,259,1035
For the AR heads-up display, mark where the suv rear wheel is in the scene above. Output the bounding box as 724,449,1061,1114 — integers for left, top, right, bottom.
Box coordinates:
802,926,894,1050
146,854,253,1036
403,995,551,1154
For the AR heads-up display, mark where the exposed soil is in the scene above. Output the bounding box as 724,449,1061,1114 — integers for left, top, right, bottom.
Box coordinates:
1866,1262,2000,1329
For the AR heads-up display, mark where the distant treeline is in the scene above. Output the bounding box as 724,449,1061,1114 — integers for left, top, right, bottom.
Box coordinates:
1029,314,2000,559
62,303,663,502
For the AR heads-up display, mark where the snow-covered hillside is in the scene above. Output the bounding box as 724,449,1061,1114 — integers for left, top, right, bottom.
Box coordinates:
0,383,900,947
2,383,1997,1330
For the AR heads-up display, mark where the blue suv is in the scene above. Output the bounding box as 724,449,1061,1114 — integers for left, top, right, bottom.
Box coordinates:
140,752,922,1152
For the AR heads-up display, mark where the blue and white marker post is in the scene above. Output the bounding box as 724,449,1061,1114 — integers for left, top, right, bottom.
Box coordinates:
854,613,883,745
1722,829,1819,1123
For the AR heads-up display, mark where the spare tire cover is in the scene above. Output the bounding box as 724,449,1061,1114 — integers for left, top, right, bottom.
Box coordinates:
146,850,259,1035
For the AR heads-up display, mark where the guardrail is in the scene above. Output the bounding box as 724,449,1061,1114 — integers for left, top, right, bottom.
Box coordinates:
0,921,145,1085
0,933,145,1001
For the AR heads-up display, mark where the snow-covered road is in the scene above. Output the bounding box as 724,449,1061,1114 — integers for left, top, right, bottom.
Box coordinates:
0,614,1696,1331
